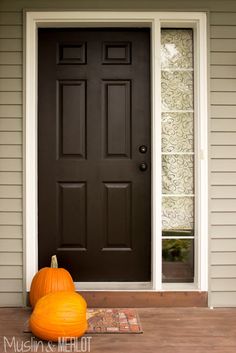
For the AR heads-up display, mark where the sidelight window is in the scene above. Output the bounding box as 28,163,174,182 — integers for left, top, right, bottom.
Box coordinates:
161,29,195,283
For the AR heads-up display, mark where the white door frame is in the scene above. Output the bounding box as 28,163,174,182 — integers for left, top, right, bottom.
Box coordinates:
25,11,208,292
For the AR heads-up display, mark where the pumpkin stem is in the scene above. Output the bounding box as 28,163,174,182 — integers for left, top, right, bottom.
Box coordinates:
51,255,58,268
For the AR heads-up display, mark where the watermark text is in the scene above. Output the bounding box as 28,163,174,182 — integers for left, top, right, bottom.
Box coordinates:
3,336,92,352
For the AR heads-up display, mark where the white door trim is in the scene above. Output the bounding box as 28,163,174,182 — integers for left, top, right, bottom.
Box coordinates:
25,11,208,292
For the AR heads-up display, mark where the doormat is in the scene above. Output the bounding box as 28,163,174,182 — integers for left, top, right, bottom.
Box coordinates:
87,308,143,333
24,309,143,334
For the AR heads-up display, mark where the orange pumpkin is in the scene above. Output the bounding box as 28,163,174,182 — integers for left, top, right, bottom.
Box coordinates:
29,291,87,342
29,255,75,307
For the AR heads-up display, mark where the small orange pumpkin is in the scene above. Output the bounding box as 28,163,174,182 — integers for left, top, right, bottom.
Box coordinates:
29,255,75,308
29,291,87,342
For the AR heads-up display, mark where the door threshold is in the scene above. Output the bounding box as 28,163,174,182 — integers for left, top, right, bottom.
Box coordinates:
75,282,153,291
74,290,208,307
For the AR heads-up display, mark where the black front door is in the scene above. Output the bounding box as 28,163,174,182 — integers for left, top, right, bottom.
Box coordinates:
38,28,151,281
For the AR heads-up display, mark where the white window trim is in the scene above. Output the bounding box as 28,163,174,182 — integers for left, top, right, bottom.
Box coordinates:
25,11,208,292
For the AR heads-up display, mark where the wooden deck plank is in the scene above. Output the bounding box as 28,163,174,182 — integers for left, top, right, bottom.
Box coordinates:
1,308,236,352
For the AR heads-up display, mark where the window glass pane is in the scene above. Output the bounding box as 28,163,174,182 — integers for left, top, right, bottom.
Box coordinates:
162,112,193,153
162,197,194,236
161,71,193,111
161,29,193,69
162,155,194,194
162,239,194,283
161,28,194,283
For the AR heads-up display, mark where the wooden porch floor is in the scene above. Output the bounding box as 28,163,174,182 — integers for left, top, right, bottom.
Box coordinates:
1,307,236,353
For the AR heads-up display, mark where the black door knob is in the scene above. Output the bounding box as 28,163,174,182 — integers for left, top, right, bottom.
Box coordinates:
139,145,147,153
139,162,148,171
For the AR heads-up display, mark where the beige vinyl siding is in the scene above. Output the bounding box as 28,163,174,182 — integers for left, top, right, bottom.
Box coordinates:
0,293,23,306
0,79,22,91
0,10,23,306
210,12,236,307
0,26,22,39
0,66,22,78
0,172,22,184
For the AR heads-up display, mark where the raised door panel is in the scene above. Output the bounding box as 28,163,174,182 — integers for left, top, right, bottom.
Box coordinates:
102,42,131,64
58,183,87,250
58,80,86,158
58,43,87,64
103,182,132,250
102,81,131,158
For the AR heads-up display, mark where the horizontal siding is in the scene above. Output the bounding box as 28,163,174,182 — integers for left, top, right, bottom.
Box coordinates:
0,39,22,52
0,92,22,104
1,0,236,11
211,26,236,39
211,225,236,239
0,79,22,91
0,172,22,184
0,132,22,144
212,200,236,212
211,212,236,225
211,147,236,159
210,292,236,307
211,160,236,172
210,12,236,307
211,266,236,278
211,119,236,131
0,212,22,225
0,105,22,117
211,133,236,145
212,279,236,292
211,186,236,198
0,10,23,306
0,146,22,158
211,52,236,65
211,252,236,265
0,66,22,78
0,252,22,265
0,293,23,307
0,225,22,238
211,80,236,92
0,118,22,131
211,92,236,105
211,66,236,79
0,159,22,171
0,185,22,198
0,279,22,292
211,172,236,185
0,26,22,39
211,39,236,52
211,239,236,252
211,105,236,118
0,238,22,252
210,12,236,26
0,12,22,25
0,52,22,65
0,199,22,212
0,266,22,278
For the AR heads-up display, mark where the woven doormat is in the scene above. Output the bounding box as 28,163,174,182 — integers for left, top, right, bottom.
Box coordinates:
24,309,143,334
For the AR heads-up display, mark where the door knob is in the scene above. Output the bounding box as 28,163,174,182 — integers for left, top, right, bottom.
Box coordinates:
139,145,147,153
139,162,148,171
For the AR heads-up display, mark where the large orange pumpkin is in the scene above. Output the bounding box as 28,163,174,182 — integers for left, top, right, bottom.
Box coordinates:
29,255,75,307
29,291,87,342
